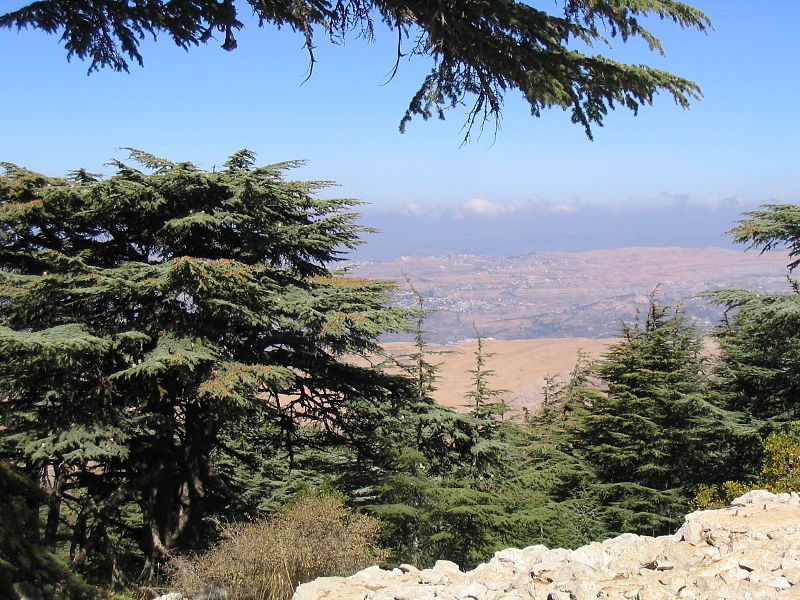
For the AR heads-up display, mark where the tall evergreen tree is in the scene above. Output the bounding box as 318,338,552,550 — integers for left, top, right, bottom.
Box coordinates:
465,330,508,424
0,150,412,585
429,329,518,567
572,297,740,536
401,277,449,407
363,293,515,569
708,204,800,427
512,352,607,549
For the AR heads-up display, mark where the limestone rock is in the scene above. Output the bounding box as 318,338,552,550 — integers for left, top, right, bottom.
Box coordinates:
292,491,800,600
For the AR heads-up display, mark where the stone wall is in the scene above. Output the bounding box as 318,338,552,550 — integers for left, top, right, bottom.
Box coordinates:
293,491,800,600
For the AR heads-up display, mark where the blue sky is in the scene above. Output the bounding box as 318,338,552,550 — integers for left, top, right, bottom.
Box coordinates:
1,1,798,258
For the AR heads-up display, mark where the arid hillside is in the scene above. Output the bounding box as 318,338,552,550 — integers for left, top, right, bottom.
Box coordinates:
382,337,613,413
350,246,791,343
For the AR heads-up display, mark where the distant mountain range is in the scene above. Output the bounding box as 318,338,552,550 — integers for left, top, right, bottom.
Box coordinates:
348,246,792,343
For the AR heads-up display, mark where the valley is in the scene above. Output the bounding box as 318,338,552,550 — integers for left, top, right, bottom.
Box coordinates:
354,246,790,411
350,246,791,343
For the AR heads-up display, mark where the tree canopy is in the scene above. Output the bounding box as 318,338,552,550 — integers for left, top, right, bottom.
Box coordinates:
0,149,414,585
1,0,710,138
5,158,800,596
563,297,744,536
706,205,800,431
727,204,800,272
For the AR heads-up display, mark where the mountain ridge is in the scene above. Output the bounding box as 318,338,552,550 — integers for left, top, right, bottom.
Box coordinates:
349,246,791,343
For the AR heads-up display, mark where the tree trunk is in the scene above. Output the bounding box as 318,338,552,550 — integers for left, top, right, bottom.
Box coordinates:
138,406,217,583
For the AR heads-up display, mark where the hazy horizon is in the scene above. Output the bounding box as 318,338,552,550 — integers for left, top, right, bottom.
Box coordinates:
351,197,764,261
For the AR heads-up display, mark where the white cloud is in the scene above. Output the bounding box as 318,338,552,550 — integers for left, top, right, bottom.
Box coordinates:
391,196,581,219
401,202,428,216
461,198,520,216
706,196,745,211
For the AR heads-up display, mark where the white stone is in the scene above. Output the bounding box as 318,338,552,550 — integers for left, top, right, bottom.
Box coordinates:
740,581,780,600
783,557,800,571
419,571,451,586
782,567,800,585
719,566,750,584
568,542,608,570
357,566,394,579
572,580,601,600
657,573,688,594
494,594,527,600
525,581,547,598
636,588,673,600
679,519,706,545
398,564,420,574
450,582,487,600
292,578,362,600
529,562,565,579
732,489,778,506
739,549,783,572
548,562,593,584
434,560,463,574
393,586,438,600
756,575,792,590
293,490,800,600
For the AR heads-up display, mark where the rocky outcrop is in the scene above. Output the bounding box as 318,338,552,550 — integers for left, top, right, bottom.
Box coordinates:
293,491,800,600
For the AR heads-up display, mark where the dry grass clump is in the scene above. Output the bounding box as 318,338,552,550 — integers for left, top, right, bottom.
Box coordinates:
169,496,386,600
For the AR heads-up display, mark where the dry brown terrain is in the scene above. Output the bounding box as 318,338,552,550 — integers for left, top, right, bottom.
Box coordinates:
382,337,614,413
351,247,784,413
350,246,791,342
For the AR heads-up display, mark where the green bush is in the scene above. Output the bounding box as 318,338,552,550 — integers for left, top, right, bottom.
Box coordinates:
693,426,800,509
168,496,385,600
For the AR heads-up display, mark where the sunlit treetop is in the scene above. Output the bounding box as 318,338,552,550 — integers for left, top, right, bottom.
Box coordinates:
728,205,800,272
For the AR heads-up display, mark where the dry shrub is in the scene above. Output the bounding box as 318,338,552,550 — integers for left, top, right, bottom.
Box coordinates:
169,496,386,600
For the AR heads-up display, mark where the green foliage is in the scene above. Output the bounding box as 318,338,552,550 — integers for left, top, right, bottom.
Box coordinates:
168,495,385,600
0,1,709,138
727,204,800,271
366,429,517,569
0,463,94,599
518,300,748,542
759,427,800,492
8,161,799,596
693,427,800,509
400,276,449,404
704,204,800,471
0,151,412,585
358,383,502,567
465,330,508,425
513,352,608,549
567,296,743,536
707,284,800,427
358,306,520,569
